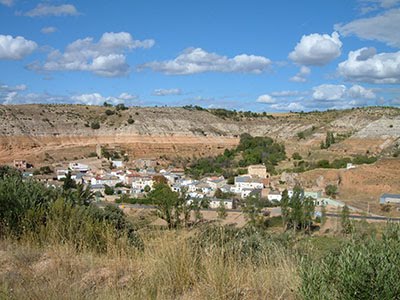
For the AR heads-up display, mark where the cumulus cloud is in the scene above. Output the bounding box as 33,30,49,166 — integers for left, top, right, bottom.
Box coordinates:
335,8,400,48
312,84,376,101
312,84,347,101
140,47,271,75
0,84,27,104
71,92,138,105
0,0,13,7
270,102,305,111
347,84,376,99
256,94,276,103
23,3,80,17
41,26,57,34
27,32,155,77
0,35,37,60
290,66,311,82
338,47,400,84
153,88,182,96
270,90,306,97
288,32,342,66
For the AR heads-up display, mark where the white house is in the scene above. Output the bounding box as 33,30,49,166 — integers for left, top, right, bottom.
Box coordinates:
131,177,154,194
233,175,264,197
91,175,121,187
209,198,233,209
69,162,89,172
267,191,282,202
111,160,124,168
56,169,69,180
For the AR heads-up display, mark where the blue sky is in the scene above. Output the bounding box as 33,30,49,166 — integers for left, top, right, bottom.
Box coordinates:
0,0,399,111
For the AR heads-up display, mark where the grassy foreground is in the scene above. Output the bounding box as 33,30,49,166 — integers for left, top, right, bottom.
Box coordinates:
0,227,300,300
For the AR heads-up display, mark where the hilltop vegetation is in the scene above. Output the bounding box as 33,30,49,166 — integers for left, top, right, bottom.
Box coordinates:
186,133,286,178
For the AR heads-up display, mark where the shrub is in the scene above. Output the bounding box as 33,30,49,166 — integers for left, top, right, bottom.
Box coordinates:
90,121,100,130
127,117,135,124
301,224,400,299
105,109,115,116
292,152,302,160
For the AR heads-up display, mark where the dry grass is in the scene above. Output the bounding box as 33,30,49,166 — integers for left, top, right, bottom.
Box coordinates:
0,229,300,300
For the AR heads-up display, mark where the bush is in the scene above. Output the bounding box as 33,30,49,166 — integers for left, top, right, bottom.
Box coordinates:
301,224,400,299
105,109,115,116
127,117,135,124
90,121,100,130
292,152,302,160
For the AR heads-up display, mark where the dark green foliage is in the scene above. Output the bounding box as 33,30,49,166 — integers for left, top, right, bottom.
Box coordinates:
352,155,377,165
216,201,227,220
241,195,267,228
297,131,306,140
187,134,286,178
105,109,115,116
292,152,302,160
39,166,53,174
104,185,114,195
0,166,142,251
325,184,338,198
127,117,135,124
90,121,100,129
317,159,330,168
341,205,353,234
62,172,77,190
321,131,336,149
281,185,315,232
301,224,400,300
146,183,192,228
103,102,113,107
115,103,128,111
191,225,292,263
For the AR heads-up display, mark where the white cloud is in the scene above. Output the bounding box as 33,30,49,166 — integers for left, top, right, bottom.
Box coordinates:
335,8,400,48
0,0,13,7
27,32,154,77
270,90,306,97
313,84,347,101
71,92,138,105
118,92,137,100
290,66,311,82
0,83,27,104
270,102,305,111
140,47,271,75
41,26,57,34
288,32,342,66
312,84,376,101
153,88,182,96
23,3,79,17
338,47,400,84
0,35,37,60
348,84,376,99
256,94,276,103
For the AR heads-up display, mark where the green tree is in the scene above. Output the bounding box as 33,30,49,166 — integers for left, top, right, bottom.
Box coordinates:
217,200,227,220
63,172,77,191
242,195,266,228
321,204,327,226
104,185,114,196
289,186,304,233
325,184,338,198
341,205,353,234
303,197,315,233
280,189,290,230
147,182,190,229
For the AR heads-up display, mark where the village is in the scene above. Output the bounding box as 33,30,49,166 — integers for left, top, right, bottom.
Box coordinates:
11,145,359,215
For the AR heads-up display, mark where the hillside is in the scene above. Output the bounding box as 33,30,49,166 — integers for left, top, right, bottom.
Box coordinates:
0,104,399,164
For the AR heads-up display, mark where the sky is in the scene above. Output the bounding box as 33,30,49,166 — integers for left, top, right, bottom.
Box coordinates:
0,0,400,112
